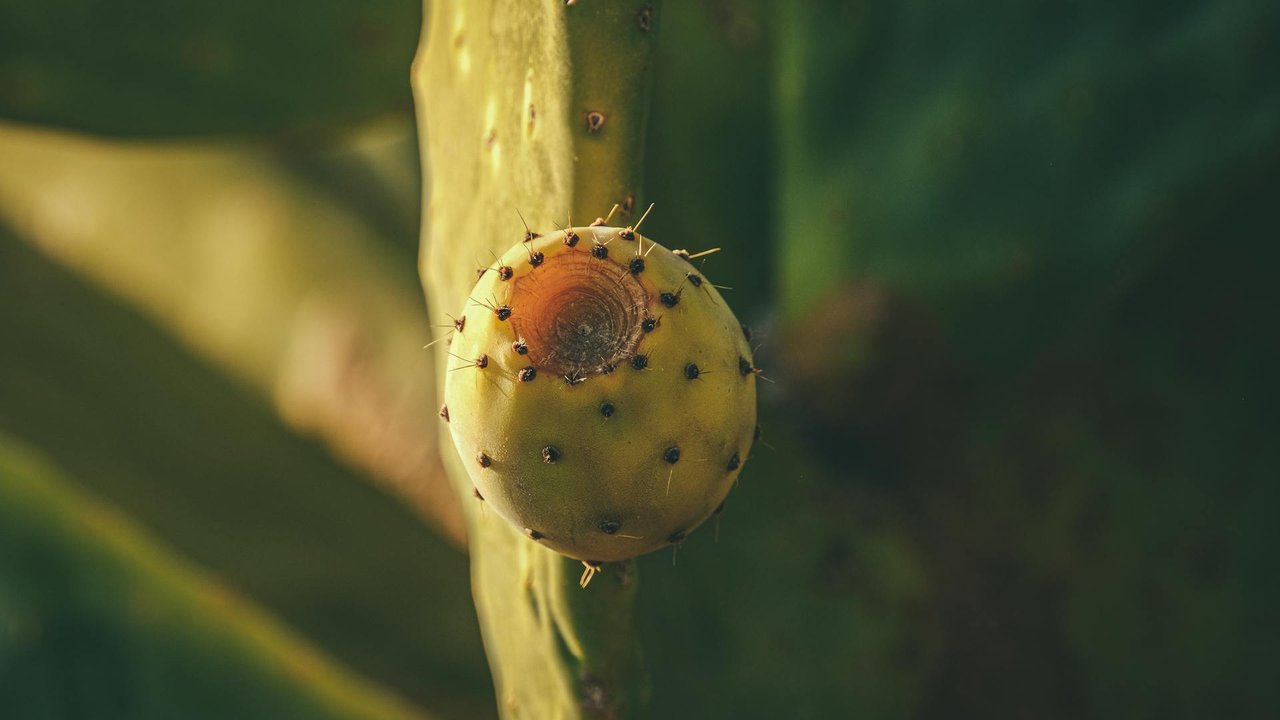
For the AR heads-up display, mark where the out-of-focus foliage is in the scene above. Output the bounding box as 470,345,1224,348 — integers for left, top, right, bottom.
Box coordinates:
0,121,462,542
0,154,494,718
0,0,419,136
0,433,431,720
767,0,1280,717
643,0,776,318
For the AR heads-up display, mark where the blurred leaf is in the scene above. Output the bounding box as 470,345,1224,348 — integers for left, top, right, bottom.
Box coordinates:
765,1,1280,717
0,121,462,544
0,229,496,719
0,0,419,136
643,0,776,318
0,432,433,720
777,0,1279,366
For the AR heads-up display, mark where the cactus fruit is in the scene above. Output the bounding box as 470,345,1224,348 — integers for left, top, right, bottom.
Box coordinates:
442,222,756,563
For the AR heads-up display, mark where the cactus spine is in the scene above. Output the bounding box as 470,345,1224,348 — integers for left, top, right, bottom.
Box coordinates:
414,2,661,717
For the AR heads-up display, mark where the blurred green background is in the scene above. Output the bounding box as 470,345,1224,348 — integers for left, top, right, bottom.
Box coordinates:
1,1,1277,718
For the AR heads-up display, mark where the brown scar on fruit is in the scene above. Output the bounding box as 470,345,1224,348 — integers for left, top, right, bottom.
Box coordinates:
585,111,606,133
507,251,649,379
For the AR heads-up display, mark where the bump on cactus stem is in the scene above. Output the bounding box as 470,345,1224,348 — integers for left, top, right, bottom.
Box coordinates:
443,222,757,564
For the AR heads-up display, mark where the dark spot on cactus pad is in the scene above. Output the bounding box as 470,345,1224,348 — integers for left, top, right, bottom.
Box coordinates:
727,452,741,471
598,519,621,535
529,250,545,267
496,305,512,321
591,242,609,259
613,560,633,586
631,354,648,370
667,531,686,544
599,362,616,374
475,354,489,369
619,227,636,242
738,356,753,376
439,404,450,422
741,323,752,342
518,365,537,382
684,362,700,379
525,528,544,541
454,315,466,332
472,487,484,501
512,338,529,355
641,317,657,333
660,291,680,308
686,272,703,288
496,265,513,281
663,446,681,464
672,248,690,260
477,452,492,468
475,267,487,281
585,111,606,133
542,445,561,463
637,4,653,31
600,401,615,417
564,230,580,247
628,257,645,274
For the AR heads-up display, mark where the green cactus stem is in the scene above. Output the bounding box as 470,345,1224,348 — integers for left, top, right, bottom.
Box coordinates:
414,1,660,717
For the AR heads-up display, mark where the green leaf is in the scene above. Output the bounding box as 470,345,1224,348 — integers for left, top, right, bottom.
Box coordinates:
0,0,419,136
0,228,495,719
0,432,433,720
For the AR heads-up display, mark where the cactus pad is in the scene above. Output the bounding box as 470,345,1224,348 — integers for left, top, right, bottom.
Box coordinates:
443,225,755,562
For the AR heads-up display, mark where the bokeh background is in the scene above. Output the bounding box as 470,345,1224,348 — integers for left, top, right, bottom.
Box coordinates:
1,1,1277,718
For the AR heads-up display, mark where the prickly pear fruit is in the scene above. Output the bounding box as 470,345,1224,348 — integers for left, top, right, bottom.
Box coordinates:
442,225,756,563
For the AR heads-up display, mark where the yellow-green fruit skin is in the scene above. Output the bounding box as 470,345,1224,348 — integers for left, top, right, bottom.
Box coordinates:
443,227,756,562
